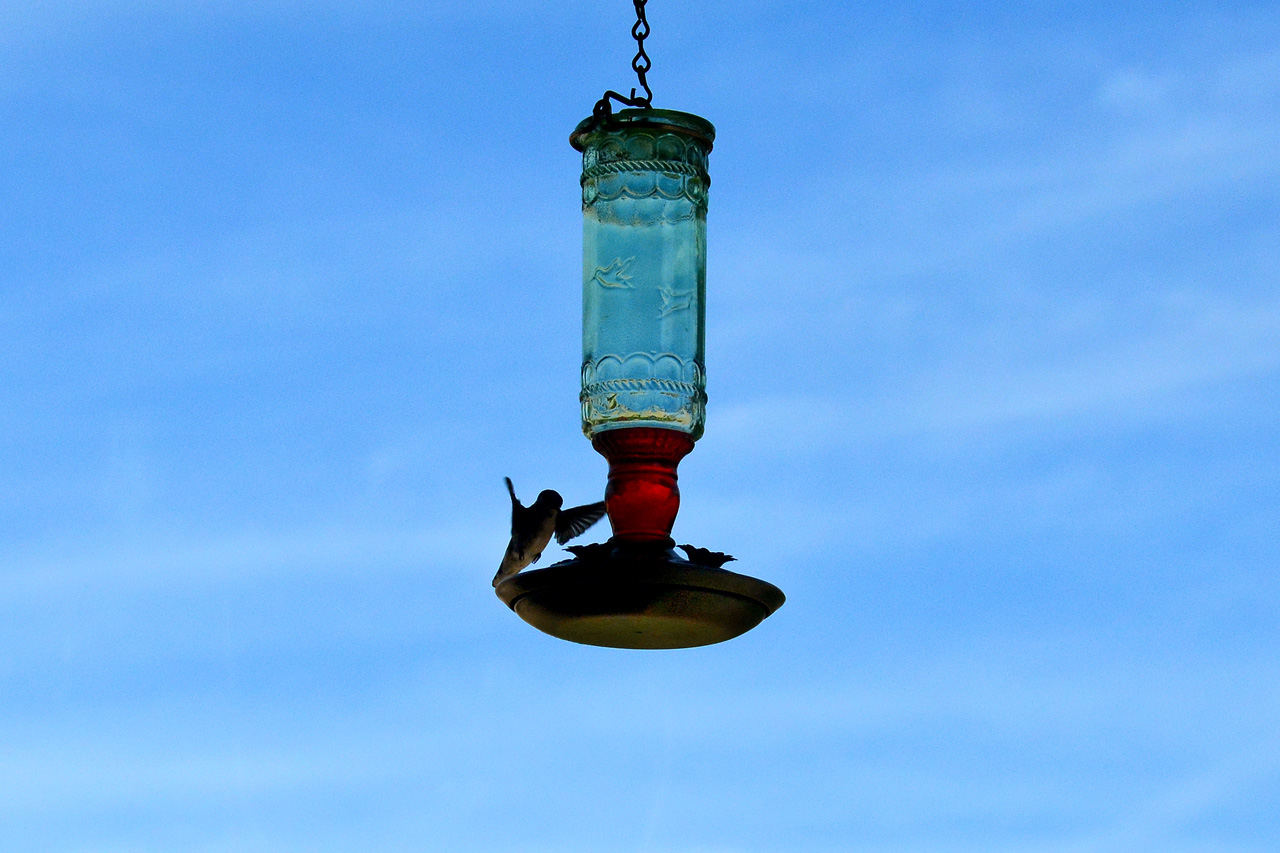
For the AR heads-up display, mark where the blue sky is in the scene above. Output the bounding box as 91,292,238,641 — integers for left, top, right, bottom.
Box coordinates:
2,1,1278,850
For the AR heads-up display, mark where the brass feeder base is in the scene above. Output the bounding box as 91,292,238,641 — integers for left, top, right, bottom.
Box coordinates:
494,541,785,649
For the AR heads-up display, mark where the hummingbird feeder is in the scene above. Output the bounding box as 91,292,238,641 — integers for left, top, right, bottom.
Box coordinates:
495,1,784,649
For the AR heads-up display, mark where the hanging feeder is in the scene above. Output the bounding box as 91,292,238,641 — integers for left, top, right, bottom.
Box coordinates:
495,1,784,649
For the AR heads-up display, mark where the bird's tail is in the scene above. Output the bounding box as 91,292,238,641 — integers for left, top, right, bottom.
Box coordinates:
504,476,517,505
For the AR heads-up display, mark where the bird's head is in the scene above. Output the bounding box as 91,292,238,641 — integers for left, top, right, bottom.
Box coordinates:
535,490,563,509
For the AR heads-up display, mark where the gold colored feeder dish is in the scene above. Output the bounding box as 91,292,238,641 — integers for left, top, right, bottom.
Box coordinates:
494,541,785,650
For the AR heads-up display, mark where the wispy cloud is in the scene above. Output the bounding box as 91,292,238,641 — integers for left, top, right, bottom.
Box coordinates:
1058,746,1280,852
712,291,1280,455
0,522,493,598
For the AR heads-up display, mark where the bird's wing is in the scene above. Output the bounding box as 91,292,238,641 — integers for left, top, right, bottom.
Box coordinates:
505,477,526,537
554,501,607,545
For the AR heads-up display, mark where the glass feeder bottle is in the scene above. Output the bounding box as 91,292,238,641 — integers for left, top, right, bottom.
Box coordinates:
571,109,715,543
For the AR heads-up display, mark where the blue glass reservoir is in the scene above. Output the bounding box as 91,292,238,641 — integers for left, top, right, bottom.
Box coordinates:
571,109,714,441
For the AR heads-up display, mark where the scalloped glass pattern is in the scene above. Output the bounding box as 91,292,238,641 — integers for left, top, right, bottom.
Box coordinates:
579,123,710,440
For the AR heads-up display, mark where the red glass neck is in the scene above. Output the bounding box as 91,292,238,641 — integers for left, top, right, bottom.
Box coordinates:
592,427,695,543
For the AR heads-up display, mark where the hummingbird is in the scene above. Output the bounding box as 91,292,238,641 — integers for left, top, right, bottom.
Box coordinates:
492,477,607,587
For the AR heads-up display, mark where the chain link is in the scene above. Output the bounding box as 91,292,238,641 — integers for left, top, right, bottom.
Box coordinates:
591,0,655,122
629,0,653,106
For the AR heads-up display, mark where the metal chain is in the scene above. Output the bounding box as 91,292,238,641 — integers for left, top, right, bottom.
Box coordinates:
592,0,655,122
629,0,654,107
